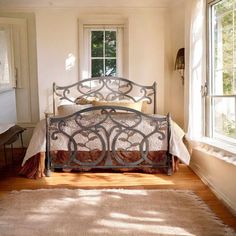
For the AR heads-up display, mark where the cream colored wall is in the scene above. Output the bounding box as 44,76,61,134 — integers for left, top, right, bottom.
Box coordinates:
0,5,183,122
34,7,166,118
0,5,183,146
36,9,78,117
190,149,236,214
164,4,185,128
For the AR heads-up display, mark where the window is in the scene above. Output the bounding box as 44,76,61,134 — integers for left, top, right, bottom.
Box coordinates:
207,0,236,143
81,25,123,79
91,30,117,77
0,25,14,92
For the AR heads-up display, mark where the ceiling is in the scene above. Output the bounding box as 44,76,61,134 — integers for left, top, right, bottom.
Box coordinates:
0,0,185,8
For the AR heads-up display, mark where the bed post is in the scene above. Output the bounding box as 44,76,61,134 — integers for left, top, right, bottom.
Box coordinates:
53,82,56,116
45,113,51,177
153,82,157,114
166,113,173,176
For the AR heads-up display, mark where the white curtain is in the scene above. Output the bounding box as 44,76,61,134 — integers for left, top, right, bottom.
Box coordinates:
184,0,206,141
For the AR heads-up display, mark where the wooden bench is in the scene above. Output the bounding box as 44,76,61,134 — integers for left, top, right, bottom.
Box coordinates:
0,125,25,165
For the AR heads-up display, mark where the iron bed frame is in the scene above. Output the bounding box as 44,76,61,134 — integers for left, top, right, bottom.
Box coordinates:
52,76,157,115
45,77,172,176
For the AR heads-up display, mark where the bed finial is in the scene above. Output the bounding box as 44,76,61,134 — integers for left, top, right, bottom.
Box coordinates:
153,81,157,114
53,82,56,116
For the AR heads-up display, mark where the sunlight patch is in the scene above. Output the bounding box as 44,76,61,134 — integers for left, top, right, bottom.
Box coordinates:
110,212,164,222
65,53,76,71
97,219,194,235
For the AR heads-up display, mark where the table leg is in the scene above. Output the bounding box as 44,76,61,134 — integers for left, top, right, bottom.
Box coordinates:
11,143,13,164
20,133,24,148
3,144,7,165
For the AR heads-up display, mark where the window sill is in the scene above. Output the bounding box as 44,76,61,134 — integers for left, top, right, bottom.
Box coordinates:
194,137,236,166
200,137,236,155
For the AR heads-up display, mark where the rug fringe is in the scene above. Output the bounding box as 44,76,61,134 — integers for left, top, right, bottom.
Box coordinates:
182,190,236,235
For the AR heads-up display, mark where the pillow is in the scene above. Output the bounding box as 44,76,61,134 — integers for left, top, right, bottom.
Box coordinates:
57,104,92,116
92,100,143,112
75,97,99,105
133,97,152,114
141,100,151,114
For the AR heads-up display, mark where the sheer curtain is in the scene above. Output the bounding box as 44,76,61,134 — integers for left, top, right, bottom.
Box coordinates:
184,0,206,141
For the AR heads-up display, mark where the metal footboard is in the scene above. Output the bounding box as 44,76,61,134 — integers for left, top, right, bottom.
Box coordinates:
45,106,172,177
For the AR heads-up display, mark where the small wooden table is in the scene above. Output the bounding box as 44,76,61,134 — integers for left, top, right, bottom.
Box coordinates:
0,125,25,165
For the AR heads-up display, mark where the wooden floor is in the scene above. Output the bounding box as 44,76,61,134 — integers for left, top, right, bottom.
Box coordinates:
0,162,236,231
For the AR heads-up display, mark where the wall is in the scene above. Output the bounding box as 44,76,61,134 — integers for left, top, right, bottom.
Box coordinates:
190,148,236,214
0,5,185,142
164,3,185,128
32,7,166,118
0,4,185,125
0,89,17,123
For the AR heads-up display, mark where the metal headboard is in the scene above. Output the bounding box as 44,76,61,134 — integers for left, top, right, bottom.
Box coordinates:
53,76,157,115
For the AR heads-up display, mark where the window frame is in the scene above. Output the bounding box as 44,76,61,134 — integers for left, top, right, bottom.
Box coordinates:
90,28,118,77
78,19,126,80
0,24,15,93
206,0,236,145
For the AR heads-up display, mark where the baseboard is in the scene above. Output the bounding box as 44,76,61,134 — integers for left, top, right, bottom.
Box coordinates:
190,161,236,216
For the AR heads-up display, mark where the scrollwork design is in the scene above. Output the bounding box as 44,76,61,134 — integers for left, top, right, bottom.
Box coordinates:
53,77,156,115
48,105,169,170
111,128,149,166
104,78,133,96
77,79,105,100
69,128,106,166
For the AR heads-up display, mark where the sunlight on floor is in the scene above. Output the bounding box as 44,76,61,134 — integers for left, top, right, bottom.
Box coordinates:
95,219,194,235
42,172,175,187
110,212,164,222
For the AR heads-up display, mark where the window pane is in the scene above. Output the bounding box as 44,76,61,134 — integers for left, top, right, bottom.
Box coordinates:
234,70,236,94
213,0,233,17
92,59,104,77
105,31,116,57
105,59,116,76
234,9,236,67
214,27,233,71
208,0,236,142
0,30,10,85
213,97,236,139
212,1,235,95
91,31,103,57
214,69,233,95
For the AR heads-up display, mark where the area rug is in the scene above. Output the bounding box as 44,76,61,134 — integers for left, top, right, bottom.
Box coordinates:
0,189,234,236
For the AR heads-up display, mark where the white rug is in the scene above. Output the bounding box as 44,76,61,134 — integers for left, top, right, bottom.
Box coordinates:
0,189,234,236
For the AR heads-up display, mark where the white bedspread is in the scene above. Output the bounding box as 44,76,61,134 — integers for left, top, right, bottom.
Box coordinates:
22,116,190,166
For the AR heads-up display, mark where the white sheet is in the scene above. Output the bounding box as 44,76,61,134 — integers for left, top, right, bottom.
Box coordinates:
22,117,190,166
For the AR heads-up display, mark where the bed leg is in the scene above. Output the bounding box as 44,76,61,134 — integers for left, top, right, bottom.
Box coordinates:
45,154,51,177
167,167,173,176
166,154,173,176
45,115,51,177
45,169,51,177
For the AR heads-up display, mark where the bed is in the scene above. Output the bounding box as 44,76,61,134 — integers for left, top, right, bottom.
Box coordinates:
20,77,190,178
